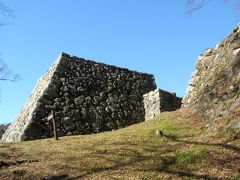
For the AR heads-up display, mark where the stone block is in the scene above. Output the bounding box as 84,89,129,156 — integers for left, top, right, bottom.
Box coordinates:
143,89,182,121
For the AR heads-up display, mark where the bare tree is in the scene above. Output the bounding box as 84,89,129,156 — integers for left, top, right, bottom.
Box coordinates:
0,1,20,82
186,0,240,15
0,58,20,81
186,0,211,15
0,0,13,17
0,0,14,25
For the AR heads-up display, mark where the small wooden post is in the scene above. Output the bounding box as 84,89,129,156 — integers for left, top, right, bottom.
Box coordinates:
51,110,58,140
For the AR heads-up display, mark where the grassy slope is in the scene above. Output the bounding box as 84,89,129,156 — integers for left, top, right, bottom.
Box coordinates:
0,109,239,180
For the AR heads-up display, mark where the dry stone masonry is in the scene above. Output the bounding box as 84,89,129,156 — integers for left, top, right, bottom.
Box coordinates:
183,25,240,136
2,53,157,142
2,57,61,142
143,89,182,120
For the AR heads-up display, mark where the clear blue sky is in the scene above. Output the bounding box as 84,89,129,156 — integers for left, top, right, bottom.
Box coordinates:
0,0,239,124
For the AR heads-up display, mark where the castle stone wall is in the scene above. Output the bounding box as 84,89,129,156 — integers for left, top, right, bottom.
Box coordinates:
2,56,61,142
143,89,182,120
2,53,156,142
183,25,240,135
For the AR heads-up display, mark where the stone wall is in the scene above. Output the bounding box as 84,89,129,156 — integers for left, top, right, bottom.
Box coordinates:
143,89,161,120
2,56,61,142
2,53,156,142
183,25,240,135
143,89,182,120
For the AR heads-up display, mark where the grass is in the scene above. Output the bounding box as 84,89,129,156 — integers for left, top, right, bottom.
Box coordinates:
0,109,239,179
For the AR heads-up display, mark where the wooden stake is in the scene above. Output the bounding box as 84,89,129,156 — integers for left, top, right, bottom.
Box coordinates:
51,110,58,140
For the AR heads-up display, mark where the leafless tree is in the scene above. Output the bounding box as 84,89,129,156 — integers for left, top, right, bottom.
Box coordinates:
0,58,20,81
186,0,211,15
0,0,13,17
0,0,14,25
186,0,240,15
0,1,20,82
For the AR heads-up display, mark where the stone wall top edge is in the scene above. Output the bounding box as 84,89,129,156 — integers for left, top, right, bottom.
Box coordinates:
59,52,155,78
197,24,240,59
143,88,182,98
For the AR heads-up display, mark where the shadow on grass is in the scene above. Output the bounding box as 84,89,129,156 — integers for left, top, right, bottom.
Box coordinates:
163,133,240,152
44,133,239,179
47,143,216,179
43,174,71,180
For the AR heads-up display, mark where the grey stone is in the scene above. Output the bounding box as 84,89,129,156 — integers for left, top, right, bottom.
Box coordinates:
143,89,182,121
74,96,85,105
45,105,56,110
85,96,92,104
54,98,63,103
38,97,52,105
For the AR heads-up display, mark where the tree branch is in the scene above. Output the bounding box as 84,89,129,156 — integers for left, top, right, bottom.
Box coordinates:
0,78,20,82
0,59,21,82
0,0,14,17
186,0,211,15
0,2,18,82
0,0,14,26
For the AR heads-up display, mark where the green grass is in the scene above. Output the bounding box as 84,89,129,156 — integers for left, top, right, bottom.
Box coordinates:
0,110,239,179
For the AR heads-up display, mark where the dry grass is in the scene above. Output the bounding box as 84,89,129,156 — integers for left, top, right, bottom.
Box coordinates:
0,109,239,179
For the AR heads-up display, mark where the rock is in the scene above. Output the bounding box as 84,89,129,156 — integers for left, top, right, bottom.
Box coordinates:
63,86,70,92
55,65,65,75
63,117,72,124
107,122,116,129
38,97,52,105
42,92,57,101
107,97,118,104
74,96,85,105
50,79,62,88
45,105,56,110
63,106,70,114
54,98,63,103
35,102,46,110
129,95,139,102
96,106,104,112
63,92,70,98
34,109,48,118
81,108,87,116
105,105,114,113
85,96,92,104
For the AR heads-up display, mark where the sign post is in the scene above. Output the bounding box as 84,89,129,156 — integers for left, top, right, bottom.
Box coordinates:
48,110,58,140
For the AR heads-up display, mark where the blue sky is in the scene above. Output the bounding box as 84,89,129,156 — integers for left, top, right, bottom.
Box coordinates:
0,0,239,124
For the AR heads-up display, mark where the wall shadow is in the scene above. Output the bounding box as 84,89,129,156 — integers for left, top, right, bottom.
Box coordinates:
42,138,239,179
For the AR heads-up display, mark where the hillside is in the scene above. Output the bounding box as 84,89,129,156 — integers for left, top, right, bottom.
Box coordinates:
0,110,239,179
